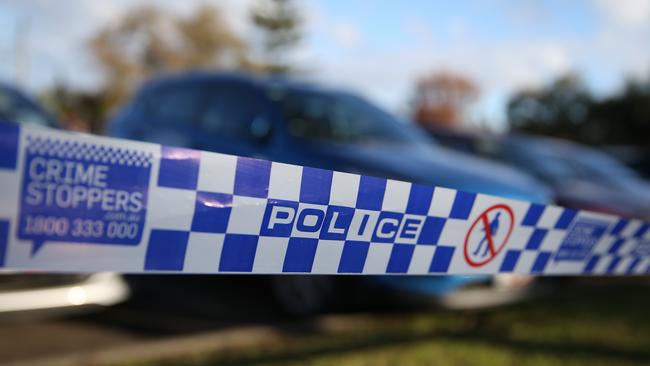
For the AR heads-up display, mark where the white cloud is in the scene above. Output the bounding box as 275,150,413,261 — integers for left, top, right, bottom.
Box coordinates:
446,17,470,39
596,0,650,29
0,0,253,91
403,14,435,42
506,0,550,27
304,2,649,129
539,44,572,74
306,28,582,127
1,0,648,131
330,22,362,48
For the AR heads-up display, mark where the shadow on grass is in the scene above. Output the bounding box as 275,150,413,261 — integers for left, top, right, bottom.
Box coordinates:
205,330,650,366
202,279,650,366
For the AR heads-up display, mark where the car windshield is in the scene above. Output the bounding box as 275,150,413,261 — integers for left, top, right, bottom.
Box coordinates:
0,86,57,128
278,89,430,145
524,141,639,187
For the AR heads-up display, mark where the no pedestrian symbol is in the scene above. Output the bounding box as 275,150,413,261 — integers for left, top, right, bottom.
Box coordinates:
464,204,515,267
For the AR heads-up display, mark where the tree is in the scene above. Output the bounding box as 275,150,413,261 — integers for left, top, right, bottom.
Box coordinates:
176,6,251,69
412,71,479,129
41,83,105,133
588,79,650,146
250,0,302,75
507,74,591,141
90,5,250,112
507,73,650,146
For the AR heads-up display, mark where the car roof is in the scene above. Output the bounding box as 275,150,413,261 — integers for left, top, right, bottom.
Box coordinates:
0,82,34,98
505,133,589,153
140,71,350,99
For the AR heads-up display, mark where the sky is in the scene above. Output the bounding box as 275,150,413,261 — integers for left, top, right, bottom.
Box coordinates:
0,0,649,130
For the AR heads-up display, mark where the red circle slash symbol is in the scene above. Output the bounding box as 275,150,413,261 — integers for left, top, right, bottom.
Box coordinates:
464,204,515,267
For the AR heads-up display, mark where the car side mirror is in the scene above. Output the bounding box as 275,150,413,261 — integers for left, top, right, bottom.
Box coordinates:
250,117,272,143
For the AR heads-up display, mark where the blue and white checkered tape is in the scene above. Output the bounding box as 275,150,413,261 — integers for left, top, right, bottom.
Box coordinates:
0,121,649,275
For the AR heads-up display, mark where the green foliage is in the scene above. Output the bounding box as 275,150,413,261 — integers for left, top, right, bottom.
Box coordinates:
41,83,107,133
250,0,303,75
90,5,250,110
508,74,650,146
60,3,304,132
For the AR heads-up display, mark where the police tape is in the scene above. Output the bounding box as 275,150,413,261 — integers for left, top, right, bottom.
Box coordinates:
0,121,648,275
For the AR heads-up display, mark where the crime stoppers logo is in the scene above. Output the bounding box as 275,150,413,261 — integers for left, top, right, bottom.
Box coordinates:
464,204,514,267
18,135,153,255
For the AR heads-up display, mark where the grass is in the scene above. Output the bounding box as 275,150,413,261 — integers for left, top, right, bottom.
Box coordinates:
134,278,650,366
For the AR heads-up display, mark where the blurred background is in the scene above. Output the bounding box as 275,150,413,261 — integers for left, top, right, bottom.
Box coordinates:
0,1,649,365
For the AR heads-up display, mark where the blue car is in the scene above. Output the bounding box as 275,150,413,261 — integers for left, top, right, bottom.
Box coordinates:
497,135,650,219
109,72,551,314
0,82,59,128
429,126,650,220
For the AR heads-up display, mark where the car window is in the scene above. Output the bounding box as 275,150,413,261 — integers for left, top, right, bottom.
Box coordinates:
0,87,57,128
532,154,574,180
516,141,640,187
199,83,268,141
279,90,430,145
144,82,206,126
576,150,639,179
567,149,640,187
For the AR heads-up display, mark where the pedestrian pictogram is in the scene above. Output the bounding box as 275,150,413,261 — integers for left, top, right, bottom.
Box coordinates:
464,204,514,267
